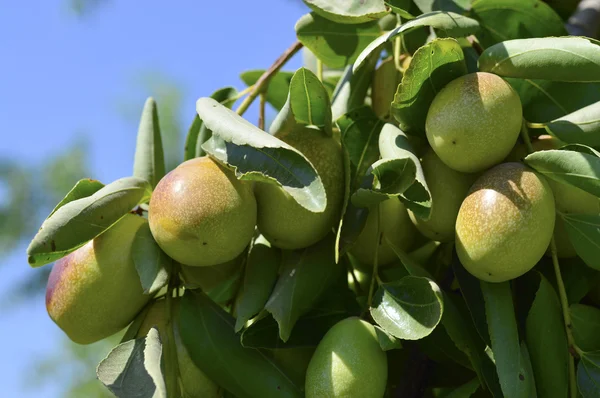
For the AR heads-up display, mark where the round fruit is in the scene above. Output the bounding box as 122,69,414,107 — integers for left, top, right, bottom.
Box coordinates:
136,299,221,398
148,156,257,267
409,149,477,242
425,72,523,173
455,162,555,282
350,197,416,266
372,58,401,121
254,126,344,250
46,214,150,344
305,317,387,398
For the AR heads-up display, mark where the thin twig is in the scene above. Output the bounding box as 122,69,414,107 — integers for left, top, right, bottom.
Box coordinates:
235,40,303,116
258,93,266,130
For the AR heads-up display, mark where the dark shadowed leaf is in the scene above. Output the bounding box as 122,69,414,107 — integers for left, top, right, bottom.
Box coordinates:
132,220,171,295
48,178,105,218
444,378,481,398
197,98,326,213
331,52,379,120
179,291,302,397
97,327,166,398
562,213,600,270
295,12,381,68
289,68,332,135
571,304,600,352
374,325,403,351
525,272,569,398
577,351,600,398
560,256,600,304
235,236,281,332
240,70,294,111
264,235,341,342
470,0,566,48
27,177,151,267
370,275,444,340
543,101,600,147
391,38,467,135
479,37,600,82
303,0,389,24
133,97,165,189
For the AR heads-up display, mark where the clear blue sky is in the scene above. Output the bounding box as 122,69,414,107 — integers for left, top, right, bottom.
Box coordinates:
0,1,306,396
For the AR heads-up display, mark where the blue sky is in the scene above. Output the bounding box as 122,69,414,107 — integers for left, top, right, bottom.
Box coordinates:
0,1,306,396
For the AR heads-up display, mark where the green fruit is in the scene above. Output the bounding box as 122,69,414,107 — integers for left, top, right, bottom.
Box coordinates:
409,149,477,242
180,257,242,291
426,72,522,173
455,162,555,282
136,299,221,398
372,58,401,121
305,317,387,398
350,197,416,266
46,214,150,345
148,156,257,267
254,126,344,249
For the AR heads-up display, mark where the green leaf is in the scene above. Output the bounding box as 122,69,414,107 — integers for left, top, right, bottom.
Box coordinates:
334,141,358,261
48,178,105,218
196,97,326,213
524,149,600,198
378,124,432,219
413,0,470,14
525,272,569,398
27,177,151,267
179,291,302,397
481,281,531,398
235,236,281,332
295,12,381,68
264,235,341,342
384,0,415,19
562,213,600,270
560,257,600,304
289,67,333,135
354,12,479,71
133,97,166,189
303,0,389,24
543,101,600,147
508,78,600,124
184,87,239,160
97,327,166,398
374,325,403,351
370,275,444,340
417,323,472,369
331,52,379,120
479,37,600,82
519,342,538,397
391,38,467,135
131,221,171,296
240,70,294,111
571,304,600,352
470,0,566,48
577,351,600,398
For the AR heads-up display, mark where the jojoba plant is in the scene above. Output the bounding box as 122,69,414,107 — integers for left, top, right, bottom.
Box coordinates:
26,2,600,397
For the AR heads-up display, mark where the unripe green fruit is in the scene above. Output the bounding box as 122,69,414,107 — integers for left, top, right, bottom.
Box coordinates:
254,127,344,249
148,156,257,267
350,197,416,266
180,258,241,291
426,72,522,173
456,163,555,282
409,149,477,242
305,317,387,398
136,299,221,398
46,214,150,345
372,58,402,121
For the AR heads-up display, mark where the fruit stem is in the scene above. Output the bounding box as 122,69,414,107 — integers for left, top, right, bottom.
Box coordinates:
316,59,323,82
235,40,303,117
526,121,547,130
366,204,382,312
258,93,266,130
520,119,535,154
165,263,181,398
550,237,578,398
394,15,404,72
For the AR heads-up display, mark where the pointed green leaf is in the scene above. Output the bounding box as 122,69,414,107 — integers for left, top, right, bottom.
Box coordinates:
385,0,415,19
196,97,326,213
445,378,481,398
97,327,166,398
354,12,479,71
295,12,381,68
413,0,469,14
479,37,600,82
525,272,569,398
374,325,403,351
48,178,105,218
544,101,600,147
391,38,467,135
264,235,341,342
370,275,444,340
27,177,151,267
132,220,171,296
179,291,302,397
235,236,281,332
471,0,566,48
303,0,389,24
183,115,203,161
571,304,600,352
289,68,332,135
133,97,165,189
562,213,600,270
240,70,294,111
577,351,600,398
331,51,379,120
